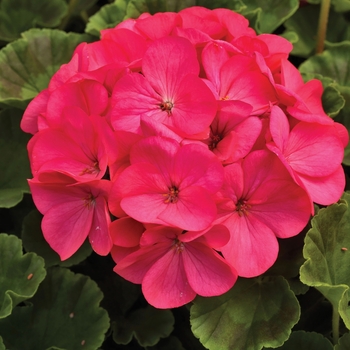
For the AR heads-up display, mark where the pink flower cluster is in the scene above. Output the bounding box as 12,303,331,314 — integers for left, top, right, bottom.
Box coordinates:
21,7,348,308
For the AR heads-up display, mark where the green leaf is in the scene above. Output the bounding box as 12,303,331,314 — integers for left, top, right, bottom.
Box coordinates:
300,193,350,329
283,6,350,57
0,233,46,319
240,0,299,34
67,0,98,15
113,305,174,347
147,336,185,350
0,28,92,109
190,276,300,350
335,332,350,349
274,330,333,349
21,210,92,267
85,0,149,37
0,0,68,42
307,0,350,12
194,0,246,11
0,267,110,350
299,43,350,87
0,109,31,208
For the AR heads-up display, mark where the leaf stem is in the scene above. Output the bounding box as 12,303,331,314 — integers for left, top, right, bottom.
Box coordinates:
316,0,331,54
332,306,340,345
59,0,78,31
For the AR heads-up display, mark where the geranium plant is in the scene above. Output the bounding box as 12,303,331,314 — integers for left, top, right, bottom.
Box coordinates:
1,0,350,349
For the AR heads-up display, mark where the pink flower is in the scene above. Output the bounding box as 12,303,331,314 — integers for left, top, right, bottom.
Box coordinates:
202,54,277,115
28,106,108,181
29,172,112,260
204,100,261,163
114,225,237,308
266,105,346,205
111,136,223,231
111,36,217,135
215,149,311,277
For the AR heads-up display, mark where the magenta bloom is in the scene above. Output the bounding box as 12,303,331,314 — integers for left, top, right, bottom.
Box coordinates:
205,100,261,163
114,225,237,308
111,36,217,135
29,172,112,260
28,107,108,181
267,105,346,205
112,136,223,231
215,150,311,277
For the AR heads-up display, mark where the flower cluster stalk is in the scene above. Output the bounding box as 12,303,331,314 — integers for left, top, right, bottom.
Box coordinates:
316,0,331,54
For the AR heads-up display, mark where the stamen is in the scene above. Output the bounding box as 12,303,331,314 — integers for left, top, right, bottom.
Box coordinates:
173,238,185,253
209,134,222,150
163,186,179,203
160,101,173,116
80,161,100,176
83,193,96,209
236,199,251,217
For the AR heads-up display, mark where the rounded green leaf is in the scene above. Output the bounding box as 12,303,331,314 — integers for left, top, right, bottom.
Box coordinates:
0,108,31,208
335,332,350,349
85,0,149,37
113,305,174,347
0,267,110,350
0,0,68,42
0,28,93,109
240,0,299,34
147,336,185,350
0,233,46,319
22,210,92,267
283,6,350,57
275,331,333,349
190,276,300,350
300,193,350,329
195,0,245,12
299,43,350,87
0,337,4,350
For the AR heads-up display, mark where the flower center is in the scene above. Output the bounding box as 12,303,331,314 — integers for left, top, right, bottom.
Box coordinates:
80,161,100,176
173,238,185,253
236,199,250,217
83,193,96,209
208,134,222,150
163,186,179,204
160,101,173,116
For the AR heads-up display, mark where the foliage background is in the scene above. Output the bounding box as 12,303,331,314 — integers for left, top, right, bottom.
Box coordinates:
1,0,350,349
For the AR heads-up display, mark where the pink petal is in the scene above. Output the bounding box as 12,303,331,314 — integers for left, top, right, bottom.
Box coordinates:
46,80,108,127
21,89,50,134
173,143,224,193
220,213,279,277
114,242,171,284
135,12,181,40
297,165,345,205
142,36,200,97
285,122,344,177
142,249,196,308
117,163,170,225
183,242,237,296
169,74,217,134
158,186,217,231
269,105,290,151
88,195,112,256
111,73,161,133
42,198,93,260
110,217,144,247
